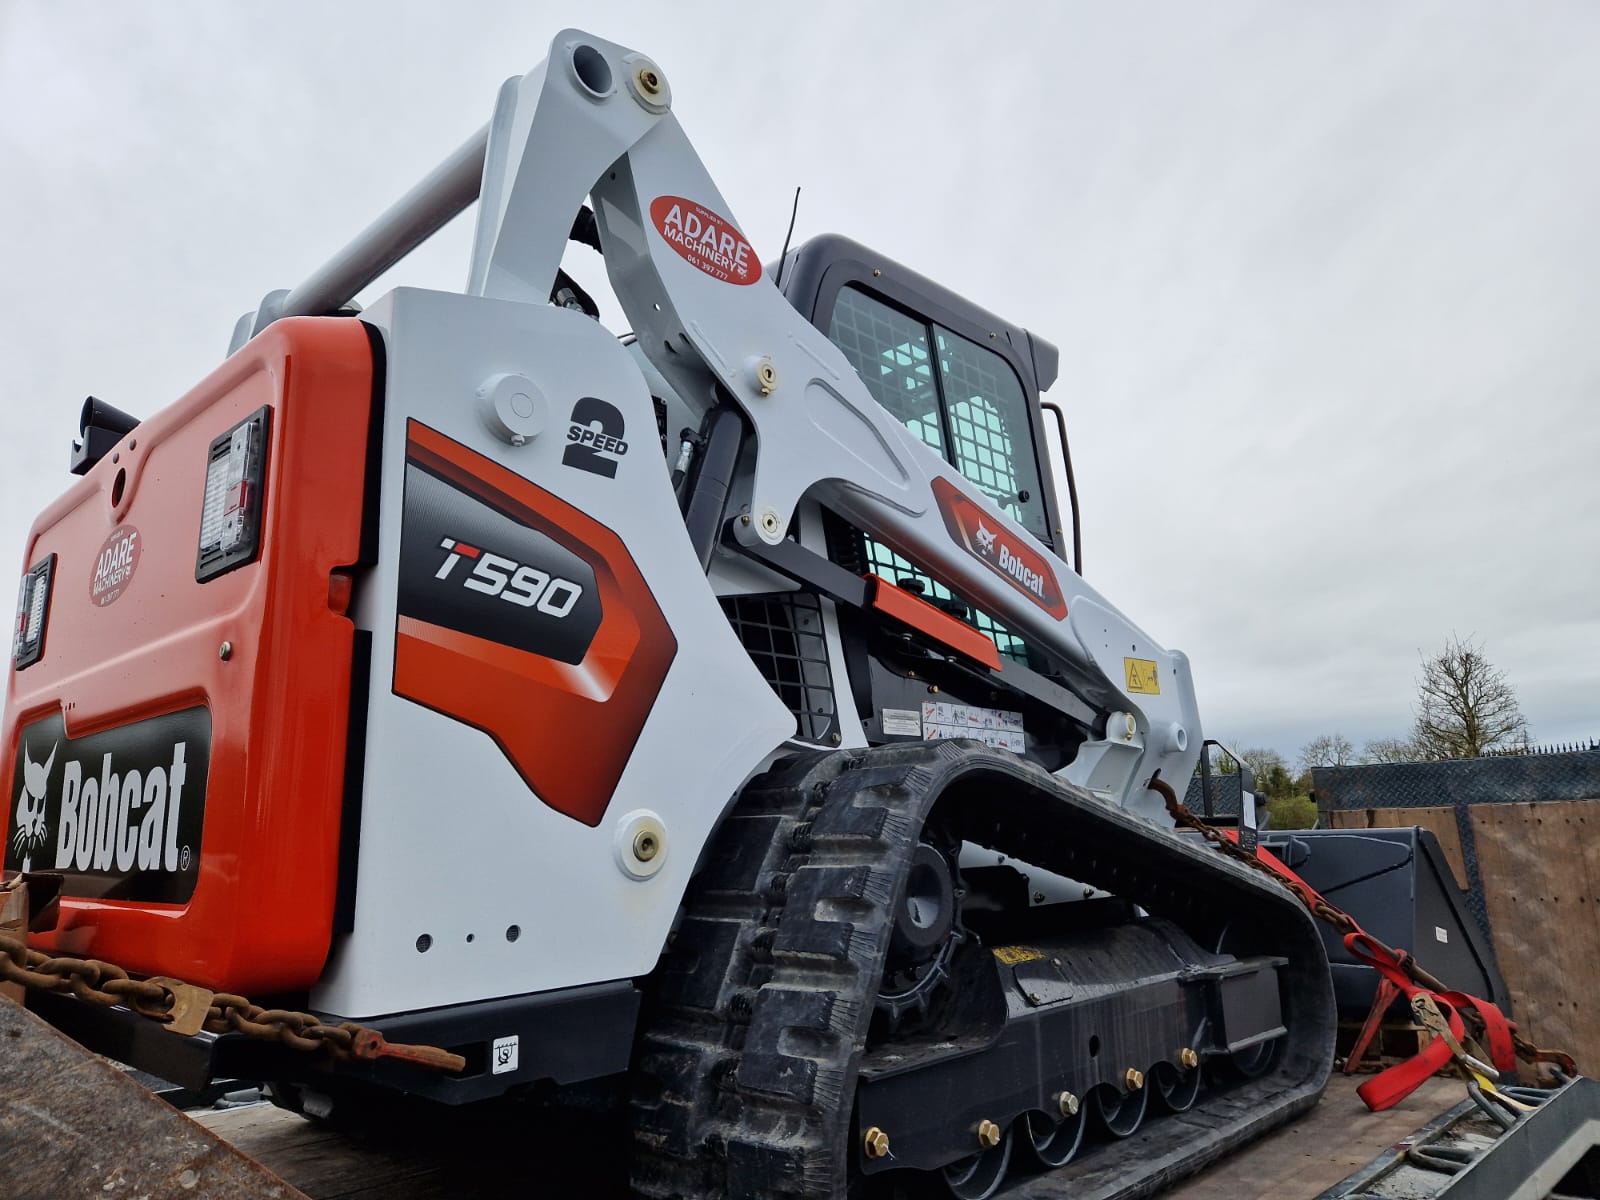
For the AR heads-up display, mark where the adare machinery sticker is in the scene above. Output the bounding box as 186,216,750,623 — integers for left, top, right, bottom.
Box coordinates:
931,477,1067,620
649,196,760,285
90,524,141,607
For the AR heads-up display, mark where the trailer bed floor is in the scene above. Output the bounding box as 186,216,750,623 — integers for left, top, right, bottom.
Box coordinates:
187,1074,1464,1198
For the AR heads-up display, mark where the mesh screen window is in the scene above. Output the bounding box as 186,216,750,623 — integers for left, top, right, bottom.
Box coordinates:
936,329,1048,541
828,288,944,454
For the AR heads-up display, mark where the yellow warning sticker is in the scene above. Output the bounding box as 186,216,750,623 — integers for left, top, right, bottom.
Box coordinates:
991,945,1044,965
1124,657,1161,695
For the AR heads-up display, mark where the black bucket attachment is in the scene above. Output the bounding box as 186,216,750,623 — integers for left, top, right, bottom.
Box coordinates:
1261,827,1510,1019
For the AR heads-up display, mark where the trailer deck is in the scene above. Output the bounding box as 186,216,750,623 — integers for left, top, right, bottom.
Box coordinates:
184,1074,1467,1199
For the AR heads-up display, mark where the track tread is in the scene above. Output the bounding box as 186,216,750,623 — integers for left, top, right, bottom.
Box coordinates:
627,741,1334,1200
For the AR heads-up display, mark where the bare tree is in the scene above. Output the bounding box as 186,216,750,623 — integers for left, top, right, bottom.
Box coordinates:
1412,635,1528,760
1360,736,1419,764
1298,732,1355,772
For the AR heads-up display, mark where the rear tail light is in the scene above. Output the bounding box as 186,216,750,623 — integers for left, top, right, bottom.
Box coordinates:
13,554,55,670
196,406,271,582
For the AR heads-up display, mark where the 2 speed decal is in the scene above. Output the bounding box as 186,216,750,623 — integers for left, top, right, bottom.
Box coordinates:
562,396,629,479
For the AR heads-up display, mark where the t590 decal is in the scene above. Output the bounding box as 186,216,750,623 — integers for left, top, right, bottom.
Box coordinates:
394,421,676,826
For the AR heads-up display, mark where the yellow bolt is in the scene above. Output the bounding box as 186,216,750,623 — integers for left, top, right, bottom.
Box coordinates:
977,1119,1002,1149
637,67,663,96
633,830,660,862
1180,1047,1199,1070
1056,1090,1080,1117
863,1126,890,1159
1125,1068,1145,1091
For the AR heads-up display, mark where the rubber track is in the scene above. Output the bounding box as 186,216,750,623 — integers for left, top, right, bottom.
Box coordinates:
628,740,1334,1199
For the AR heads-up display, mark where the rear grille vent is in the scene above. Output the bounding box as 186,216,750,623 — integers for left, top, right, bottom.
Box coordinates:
721,591,836,744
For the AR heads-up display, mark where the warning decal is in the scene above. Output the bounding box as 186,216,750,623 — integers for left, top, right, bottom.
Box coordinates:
649,195,760,286
921,700,1025,753
1124,657,1161,695
992,945,1043,965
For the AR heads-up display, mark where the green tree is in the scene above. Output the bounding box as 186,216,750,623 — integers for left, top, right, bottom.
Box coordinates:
1266,794,1319,830
1412,635,1529,760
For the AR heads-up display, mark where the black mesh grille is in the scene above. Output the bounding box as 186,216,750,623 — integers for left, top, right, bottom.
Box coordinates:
722,592,836,743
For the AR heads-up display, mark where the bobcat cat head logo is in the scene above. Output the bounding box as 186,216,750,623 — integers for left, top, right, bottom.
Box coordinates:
11,741,55,868
974,522,998,556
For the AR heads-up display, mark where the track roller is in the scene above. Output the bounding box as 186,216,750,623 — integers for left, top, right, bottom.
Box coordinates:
1091,1080,1150,1139
942,1120,1013,1200
1019,1094,1088,1169
1152,1059,1203,1114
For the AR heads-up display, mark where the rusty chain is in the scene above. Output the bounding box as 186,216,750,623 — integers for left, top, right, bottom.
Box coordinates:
1148,775,1577,1077
0,925,463,1073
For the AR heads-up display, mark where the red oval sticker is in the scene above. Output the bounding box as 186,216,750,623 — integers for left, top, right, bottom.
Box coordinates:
90,524,142,607
649,195,760,286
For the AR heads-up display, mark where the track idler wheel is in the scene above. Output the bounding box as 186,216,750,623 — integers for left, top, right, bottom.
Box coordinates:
875,838,964,1034
1227,1037,1280,1079
941,1120,1013,1200
1019,1093,1088,1169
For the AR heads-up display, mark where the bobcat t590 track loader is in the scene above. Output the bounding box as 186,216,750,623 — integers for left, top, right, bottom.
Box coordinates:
3,29,1334,1199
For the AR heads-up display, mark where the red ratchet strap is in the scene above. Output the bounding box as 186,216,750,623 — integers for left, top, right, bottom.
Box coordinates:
1222,833,1518,1111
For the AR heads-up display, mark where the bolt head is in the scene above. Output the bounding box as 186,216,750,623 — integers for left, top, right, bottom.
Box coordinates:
759,511,781,535
1180,1047,1199,1070
977,1119,1002,1149
863,1126,890,1159
218,641,232,661
637,66,662,95
1057,1090,1080,1117
1125,1068,1144,1091
633,829,659,862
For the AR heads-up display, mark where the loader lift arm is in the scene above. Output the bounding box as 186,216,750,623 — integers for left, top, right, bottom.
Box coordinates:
233,28,1202,822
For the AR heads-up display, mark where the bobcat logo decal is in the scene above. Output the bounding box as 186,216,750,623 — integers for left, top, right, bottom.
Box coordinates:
11,741,55,871
974,521,998,556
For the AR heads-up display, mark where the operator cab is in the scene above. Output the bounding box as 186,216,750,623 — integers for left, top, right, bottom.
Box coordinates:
776,234,1068,568
685,234,1099,771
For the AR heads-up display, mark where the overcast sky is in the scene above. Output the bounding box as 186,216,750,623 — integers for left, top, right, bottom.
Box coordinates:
2,1,1595,764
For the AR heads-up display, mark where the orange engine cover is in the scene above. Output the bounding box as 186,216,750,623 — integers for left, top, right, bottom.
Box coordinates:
1,318,375,993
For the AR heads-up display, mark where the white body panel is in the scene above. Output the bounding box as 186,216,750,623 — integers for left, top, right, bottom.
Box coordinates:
314,290,792,1018
259,29,1220,1014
